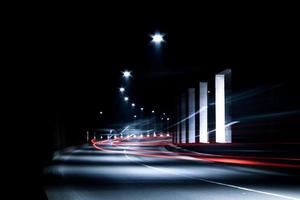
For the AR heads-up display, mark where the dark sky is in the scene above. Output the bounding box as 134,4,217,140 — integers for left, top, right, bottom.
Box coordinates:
17,7,300,137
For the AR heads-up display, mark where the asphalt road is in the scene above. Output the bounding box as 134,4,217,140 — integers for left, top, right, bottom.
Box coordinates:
44,140,300,200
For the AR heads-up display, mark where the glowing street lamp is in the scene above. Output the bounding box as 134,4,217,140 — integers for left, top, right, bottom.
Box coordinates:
131,103,135,107
122,70,131,78
151,33,164,44
119,87,125,93
124,96,129,101
152,110,155,114
140,107,144,111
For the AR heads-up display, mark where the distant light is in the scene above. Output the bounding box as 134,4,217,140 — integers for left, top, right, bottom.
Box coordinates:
131,103,135,107
167,133,170,137
140,107,144,111
122,70,131,78
167,117,170,121
160,134,163,137
124,96,129,101
133,134,136,138
100,111,103,115
147,134,150,137
134,115,137,118
140,134,143,138
163,113,166,116
153,133,156,137
119,87,125,92
208,90,210,94
161,117,164,120
152,110,155,114
151,33,164,44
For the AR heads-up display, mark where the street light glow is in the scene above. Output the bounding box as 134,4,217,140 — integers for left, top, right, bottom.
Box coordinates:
119,87,125,92
100,111,103,115
122,71,131,78
152,110,155,114
167,117,170,121
124,96,129,101
140,107,144,111
131,103,135,107
134,115,137,118
151,33,164,44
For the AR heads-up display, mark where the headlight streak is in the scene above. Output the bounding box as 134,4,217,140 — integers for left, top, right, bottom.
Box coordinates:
91,139,300,169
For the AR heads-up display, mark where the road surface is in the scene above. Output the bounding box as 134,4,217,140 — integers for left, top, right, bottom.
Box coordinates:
44,139,300,200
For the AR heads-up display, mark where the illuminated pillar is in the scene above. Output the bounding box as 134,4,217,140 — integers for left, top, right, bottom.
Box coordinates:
188,88,196,143
215,69,232,143
181,93,186,143
199,82,208,143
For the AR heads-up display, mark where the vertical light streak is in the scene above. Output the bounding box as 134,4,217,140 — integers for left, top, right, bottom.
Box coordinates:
199,82,208,143
188,88,196,143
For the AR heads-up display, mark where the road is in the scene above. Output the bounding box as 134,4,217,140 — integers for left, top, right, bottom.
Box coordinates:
44,138,300,200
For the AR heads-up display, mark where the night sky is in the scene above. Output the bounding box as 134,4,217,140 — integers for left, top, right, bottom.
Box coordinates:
12,6,299,149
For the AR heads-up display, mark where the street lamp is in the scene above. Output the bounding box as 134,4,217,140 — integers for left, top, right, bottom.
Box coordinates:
119,87,125,93
124,96,129,101
152,110,155,114
140,107,144,111
100,111,103,115
151,33,164,44
122,70,131,78
131,103,135,107
134,115,137,118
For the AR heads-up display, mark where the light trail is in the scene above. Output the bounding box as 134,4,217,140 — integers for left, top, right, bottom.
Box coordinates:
92,139,300,169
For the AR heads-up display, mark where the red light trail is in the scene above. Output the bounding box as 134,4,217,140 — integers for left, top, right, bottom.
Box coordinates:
91,137,300,169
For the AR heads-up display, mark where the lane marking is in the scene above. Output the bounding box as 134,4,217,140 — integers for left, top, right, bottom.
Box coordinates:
124,149,300,200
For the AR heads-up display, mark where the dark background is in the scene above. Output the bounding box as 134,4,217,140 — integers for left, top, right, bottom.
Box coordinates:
9,5,300,199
